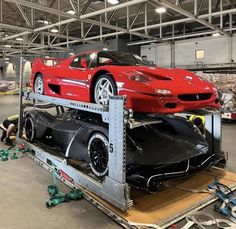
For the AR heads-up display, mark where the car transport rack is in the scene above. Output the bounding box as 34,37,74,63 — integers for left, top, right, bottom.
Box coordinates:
16,59,236,229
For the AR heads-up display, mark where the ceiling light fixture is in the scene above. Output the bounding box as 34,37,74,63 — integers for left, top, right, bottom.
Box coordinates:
38,19,50,25
107,0,119,5
67,10,76,15
5,61,9,64
102,48,108,51
5,57,9,61
16,37,23,41
43,20,50,25
69,52,74,55
155,7,166,14
50,28,59,33
212,32,220,37
4,45,11,48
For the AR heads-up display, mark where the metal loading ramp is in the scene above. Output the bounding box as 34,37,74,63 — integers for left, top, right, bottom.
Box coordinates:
82,168,236,228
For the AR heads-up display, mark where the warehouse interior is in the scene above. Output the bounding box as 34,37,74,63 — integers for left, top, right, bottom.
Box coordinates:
0,0,236,228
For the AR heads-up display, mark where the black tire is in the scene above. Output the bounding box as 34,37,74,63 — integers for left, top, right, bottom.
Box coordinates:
93,74,117,105
25,116,35,142
34,74,44,95
88,132,109,177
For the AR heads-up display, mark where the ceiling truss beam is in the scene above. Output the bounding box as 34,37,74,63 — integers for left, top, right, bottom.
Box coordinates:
0,0,234,52
15,3,31,27
154,0,229,35
2,0,161,43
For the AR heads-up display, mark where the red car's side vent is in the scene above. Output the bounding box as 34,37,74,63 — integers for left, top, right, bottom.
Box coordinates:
154,75,173,81
48,84,60,95
178,93,212,101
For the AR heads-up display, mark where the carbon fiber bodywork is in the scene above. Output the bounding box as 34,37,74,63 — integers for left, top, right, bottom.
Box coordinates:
24,109,224,191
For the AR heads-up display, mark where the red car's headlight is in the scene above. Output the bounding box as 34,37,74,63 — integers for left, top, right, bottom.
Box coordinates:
129,74,151,82
125,72,152,82
212,87,218,93
213,87,220,99
155,89,172,96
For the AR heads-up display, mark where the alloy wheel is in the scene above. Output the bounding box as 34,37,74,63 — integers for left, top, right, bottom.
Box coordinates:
94,78,114,105
34,76,44,95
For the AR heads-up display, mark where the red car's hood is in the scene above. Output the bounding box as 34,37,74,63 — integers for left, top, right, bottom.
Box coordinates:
118,66,214,93
125,66,202,83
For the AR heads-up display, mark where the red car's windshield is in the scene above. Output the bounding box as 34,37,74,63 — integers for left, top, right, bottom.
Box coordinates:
97,51,154,67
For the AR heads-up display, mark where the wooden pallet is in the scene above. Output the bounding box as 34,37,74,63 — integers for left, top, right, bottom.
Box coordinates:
24,146,236,228
84,168,236,228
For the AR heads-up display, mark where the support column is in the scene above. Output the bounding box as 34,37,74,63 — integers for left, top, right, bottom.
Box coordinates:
77,0,81,15
208,0,212,23
0,0,3,22
160,14,162,39
220,0,223,28
171,42,175,68
144,2,147,34
194,0,198,16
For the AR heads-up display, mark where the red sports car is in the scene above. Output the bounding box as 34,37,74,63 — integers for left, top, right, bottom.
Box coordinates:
31,51,220,113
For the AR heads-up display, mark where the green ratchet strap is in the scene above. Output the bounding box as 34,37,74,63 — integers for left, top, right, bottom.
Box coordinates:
46,185,83,208
0,146,27,161
46,166,83,208
0,149,9,161
0,146,14,161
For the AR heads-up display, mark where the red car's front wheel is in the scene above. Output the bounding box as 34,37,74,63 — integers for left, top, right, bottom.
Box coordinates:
94,75,117,105
34,74,44,95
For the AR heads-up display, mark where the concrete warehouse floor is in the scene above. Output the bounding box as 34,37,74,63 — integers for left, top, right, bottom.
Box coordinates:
0,95,236,229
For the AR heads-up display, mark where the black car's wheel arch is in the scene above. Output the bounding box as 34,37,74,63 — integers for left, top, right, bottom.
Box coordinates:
90,70,116,102
24,111,49,140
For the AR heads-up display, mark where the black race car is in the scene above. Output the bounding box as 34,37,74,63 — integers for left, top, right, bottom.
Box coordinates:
24,109,223,192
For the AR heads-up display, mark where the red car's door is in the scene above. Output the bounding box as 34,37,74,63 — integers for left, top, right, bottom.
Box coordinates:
59,54,92,102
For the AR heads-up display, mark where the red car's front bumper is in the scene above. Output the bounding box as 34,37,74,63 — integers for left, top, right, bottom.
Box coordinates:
119,89,220,114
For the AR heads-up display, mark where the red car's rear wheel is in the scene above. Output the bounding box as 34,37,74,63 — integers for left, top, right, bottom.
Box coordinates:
94,75,117,105
34,74,44,95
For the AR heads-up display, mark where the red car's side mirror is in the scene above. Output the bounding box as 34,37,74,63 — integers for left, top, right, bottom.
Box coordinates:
80,59,88,70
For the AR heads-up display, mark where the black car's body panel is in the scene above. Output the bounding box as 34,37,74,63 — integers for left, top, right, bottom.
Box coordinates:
126,116,208,165
25,109,222,191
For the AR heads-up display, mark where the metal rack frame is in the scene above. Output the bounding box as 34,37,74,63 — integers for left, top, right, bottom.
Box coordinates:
16,57,133,211
16,57,228,228
18,92,133,211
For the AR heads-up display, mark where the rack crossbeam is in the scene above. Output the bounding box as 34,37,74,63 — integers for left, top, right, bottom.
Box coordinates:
25,92,110,122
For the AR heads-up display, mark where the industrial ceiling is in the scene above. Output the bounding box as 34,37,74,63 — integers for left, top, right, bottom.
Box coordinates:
0,0,235,56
